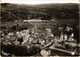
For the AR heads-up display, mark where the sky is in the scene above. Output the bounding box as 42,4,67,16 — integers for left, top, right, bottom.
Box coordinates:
1,0,80,4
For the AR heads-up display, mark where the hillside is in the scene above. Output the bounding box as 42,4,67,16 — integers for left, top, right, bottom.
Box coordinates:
1,3,79,22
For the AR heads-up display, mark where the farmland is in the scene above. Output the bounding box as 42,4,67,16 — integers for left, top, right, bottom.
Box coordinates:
1,3,79,22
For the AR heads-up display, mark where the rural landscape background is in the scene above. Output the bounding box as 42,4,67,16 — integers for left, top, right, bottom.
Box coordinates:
0,3,80,56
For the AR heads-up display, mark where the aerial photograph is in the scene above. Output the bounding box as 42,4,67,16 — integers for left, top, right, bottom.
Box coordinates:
0,0,80,56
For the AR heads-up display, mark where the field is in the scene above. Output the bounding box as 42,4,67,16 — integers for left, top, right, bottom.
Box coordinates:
1,3,79,22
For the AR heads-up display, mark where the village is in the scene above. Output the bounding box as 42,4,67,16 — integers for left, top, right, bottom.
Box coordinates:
1,20,80,56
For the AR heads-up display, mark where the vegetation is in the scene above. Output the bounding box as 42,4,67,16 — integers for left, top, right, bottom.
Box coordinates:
1,3,79,22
